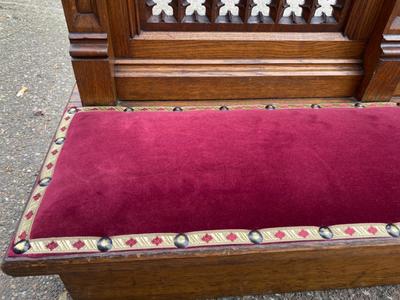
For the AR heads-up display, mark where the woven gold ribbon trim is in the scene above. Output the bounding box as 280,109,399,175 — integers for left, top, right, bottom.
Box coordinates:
25,223,398,254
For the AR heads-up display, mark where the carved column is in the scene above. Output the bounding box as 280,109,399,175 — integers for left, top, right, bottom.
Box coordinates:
62,0,116,106
356,0,400,101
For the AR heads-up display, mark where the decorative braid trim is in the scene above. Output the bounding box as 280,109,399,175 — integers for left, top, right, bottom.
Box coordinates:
23,223,399,255
76,102,398,112
13,103,400,256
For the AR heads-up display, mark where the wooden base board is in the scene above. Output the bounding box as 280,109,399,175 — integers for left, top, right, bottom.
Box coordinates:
114,59,363,101
3,239,400,300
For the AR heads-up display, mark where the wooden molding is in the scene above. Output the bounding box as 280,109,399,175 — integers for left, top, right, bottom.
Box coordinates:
69,33,108,58
114,58,362,100
357,0,400,101
61,0,117,105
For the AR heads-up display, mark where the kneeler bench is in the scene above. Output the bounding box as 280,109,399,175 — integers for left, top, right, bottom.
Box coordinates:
4,0,400,298
2,102,400,299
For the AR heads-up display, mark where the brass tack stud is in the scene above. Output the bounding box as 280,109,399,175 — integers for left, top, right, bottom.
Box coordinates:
174,234,189,249
319,226,334,240
124,107,134,112
39,177,52,187
354,102,365,108
97,237,113,252
67,107,78,114
248,230,263,244
55,137,65,145
13,240,31,254
386,224,400,238
173,107,183,112
311,104,321,109
265,104,276,110
219,106,229,111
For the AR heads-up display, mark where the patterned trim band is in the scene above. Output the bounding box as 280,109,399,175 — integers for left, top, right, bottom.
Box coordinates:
13,102,400,256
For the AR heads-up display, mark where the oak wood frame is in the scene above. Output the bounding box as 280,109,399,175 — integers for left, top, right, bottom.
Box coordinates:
63,0,400,105
3,233,400,299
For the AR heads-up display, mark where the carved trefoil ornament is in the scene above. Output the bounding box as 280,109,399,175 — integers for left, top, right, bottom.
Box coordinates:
217,0,242,23
249,0,274,24
146,0,177,23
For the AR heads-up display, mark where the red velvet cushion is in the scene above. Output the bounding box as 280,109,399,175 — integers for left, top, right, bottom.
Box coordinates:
8,105,400,256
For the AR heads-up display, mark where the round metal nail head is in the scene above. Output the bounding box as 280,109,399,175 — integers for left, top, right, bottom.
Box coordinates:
174,234,189,249
97,237,113,252
68,107,78,114
39,177,52,187
55,137,65,145
386,224,400,238
319,227,333,240
13,240,31,254
248,230,263,244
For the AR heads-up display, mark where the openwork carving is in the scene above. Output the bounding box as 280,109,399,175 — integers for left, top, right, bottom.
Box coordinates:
146,0,176,23
186,0,207,16
311,0,339,24
283,0,305,17
248,0,274,24
144,0,347,28
183,0,209,23
251,0,272,17
315,0,337,17
217,0,242,23
219,0,240,16
150,0,174,16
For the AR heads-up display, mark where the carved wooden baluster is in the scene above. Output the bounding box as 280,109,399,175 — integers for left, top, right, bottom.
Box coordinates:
302,0,318,23
331,0,346,23
239,0,253,23
271,0,287,23
145,0,157,22
171,0,186,22
206,0,220,23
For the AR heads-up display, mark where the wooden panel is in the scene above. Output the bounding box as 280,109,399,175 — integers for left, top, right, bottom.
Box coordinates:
72,60,116,106
395,82,400,96
62,0,103,33
128,32,365,59
345,0,385,40
114,59,362,100
61,242,400,300
4,240,400,299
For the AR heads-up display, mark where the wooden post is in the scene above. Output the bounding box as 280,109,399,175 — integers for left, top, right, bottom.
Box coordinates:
356,0,400,102
61,0,117,106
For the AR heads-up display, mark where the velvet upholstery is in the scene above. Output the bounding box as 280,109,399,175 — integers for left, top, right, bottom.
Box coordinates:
28,107,400,240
